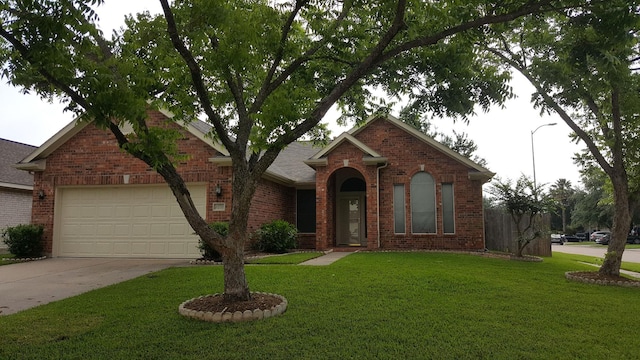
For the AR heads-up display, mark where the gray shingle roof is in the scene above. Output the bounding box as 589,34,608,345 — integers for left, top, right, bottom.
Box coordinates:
190,120,319,184
269,141,319,183
0,138,36,187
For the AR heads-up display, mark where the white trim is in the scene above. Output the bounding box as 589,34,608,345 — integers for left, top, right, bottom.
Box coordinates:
308,132,384,160
0,182,33,191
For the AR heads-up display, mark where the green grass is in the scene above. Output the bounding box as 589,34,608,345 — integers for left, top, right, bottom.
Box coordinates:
0,253,16,265
246,252,324,264
1,252,639,359
554,251,640,273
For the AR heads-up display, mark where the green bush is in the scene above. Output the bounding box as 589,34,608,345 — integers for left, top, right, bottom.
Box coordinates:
198,222,226,261
2,224,44,258
253,220,298,254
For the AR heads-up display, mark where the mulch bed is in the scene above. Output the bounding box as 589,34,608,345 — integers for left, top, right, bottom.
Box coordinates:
182,293,283,313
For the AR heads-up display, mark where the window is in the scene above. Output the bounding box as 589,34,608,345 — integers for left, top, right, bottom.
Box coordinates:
411,172,436,233
393,184,405,233
442,183,454,234
296,189,316,233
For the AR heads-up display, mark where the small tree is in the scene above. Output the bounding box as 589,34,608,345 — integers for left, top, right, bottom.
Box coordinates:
489,176,553,257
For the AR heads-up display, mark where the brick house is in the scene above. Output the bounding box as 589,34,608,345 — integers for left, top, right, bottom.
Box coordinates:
16,109,494,258
0,138,36,249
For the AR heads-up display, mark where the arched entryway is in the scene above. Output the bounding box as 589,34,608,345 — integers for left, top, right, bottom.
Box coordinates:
334,168,366,247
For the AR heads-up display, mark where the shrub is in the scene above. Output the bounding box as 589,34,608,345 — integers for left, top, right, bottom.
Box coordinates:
253,220,298,253
198,222,227,261
2,224,44,258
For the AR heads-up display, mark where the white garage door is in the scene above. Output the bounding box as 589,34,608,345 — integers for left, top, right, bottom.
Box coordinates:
56,184,206,258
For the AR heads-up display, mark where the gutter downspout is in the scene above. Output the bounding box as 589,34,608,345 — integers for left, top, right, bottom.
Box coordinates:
376,162,388,248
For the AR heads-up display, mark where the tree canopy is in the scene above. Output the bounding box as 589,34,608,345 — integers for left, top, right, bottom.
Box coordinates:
1,0,604,299
483,0,640,275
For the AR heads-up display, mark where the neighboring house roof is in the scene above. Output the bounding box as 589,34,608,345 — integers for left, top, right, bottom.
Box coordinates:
0,138,36,190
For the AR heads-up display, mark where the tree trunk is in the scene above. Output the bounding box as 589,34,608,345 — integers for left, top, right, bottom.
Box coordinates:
220,234,250,302
154,156,257,301
561,207,566,234
599,174,631,276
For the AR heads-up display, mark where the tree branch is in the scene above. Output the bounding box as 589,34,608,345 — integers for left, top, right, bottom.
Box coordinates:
0,24,92,112
267,0,408,149
249,0,354,114
378,0,558,64
159,0,236,153
486,46,614,176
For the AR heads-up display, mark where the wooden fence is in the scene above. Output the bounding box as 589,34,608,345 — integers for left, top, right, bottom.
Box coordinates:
484,209,551,257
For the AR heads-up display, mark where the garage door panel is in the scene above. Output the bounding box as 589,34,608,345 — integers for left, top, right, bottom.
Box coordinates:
95,242,114,255
57,184,206,258
152,206,170,217
96,224,113,235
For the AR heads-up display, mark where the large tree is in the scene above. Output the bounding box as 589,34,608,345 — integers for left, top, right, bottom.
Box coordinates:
0,0,592,302
484,0,640,276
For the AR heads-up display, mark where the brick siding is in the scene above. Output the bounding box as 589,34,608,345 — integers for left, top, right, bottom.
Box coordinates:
0,188,33,230
32,110,292,255
313,118,485,251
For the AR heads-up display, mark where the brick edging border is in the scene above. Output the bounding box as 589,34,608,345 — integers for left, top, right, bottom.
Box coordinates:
178,292,288,322
0,256,47,263
565,271,640,288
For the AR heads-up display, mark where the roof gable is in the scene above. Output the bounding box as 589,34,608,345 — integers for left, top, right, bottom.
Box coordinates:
349,114,494,180
16,108,228,171
309,132,383,159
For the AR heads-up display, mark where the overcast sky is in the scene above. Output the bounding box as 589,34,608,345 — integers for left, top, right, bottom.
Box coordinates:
0,1,585,190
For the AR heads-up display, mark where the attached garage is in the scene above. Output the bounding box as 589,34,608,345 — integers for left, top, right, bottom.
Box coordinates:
54,184,206,258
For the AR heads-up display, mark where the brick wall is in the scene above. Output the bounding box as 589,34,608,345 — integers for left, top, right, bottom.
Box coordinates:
32,110,224,255
313,118,485,251
0,188,32,230
248,178,295,232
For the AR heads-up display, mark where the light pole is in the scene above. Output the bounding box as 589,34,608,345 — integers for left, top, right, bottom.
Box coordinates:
531,122,557,192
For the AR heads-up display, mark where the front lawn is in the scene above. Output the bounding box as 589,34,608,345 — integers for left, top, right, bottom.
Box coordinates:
1,252,638,359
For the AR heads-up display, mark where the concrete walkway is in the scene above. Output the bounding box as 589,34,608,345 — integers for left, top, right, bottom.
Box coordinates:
299,251,354,265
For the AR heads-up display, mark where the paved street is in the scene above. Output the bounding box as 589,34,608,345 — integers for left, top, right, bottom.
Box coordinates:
552,244,640,263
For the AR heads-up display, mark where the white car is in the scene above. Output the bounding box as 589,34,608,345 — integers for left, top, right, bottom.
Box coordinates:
551,234,564,245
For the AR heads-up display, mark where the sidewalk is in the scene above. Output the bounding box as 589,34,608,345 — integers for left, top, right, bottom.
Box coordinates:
299,251,354,265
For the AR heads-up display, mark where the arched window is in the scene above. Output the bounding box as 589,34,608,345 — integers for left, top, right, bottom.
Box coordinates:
411,172,436,233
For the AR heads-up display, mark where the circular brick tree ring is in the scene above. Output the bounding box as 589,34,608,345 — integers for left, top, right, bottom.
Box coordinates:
178,292,288,322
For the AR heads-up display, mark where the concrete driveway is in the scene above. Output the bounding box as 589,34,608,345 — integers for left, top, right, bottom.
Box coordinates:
0,258,187,316
552,244,640,263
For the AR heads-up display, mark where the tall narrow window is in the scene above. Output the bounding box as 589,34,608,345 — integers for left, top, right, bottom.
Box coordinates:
393,184,405,234
411,172,436,233
442,183,455,234
296,189,316,233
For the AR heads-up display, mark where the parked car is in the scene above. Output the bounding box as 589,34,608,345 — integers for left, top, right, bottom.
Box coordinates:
575,232,588,242
627,234,640,244
551,234,564,245
591,231,611,245
562,234,579,242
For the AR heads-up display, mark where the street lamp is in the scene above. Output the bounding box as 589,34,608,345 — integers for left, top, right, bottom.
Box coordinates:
531,122,557,191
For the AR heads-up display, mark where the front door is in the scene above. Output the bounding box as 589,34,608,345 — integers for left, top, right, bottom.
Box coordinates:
337,195,365,246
